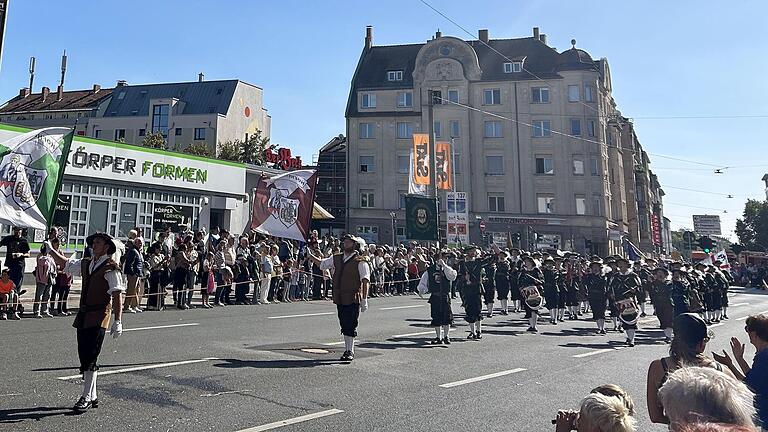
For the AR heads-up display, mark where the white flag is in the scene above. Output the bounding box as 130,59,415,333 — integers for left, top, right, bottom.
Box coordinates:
408,152,427,195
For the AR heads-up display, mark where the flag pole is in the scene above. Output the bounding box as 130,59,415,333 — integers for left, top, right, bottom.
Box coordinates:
46,124,75,231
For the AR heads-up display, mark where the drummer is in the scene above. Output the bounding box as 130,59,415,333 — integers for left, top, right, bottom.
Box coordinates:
609,258,642,347
518,255,544,333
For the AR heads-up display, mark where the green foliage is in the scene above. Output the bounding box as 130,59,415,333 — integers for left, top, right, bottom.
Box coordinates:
141,132,167,149
217,128,275,164
183,142,214,157
217,140,241,162
735,199,768,251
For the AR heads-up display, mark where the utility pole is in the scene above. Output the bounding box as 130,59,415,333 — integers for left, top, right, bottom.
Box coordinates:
427,89,439,247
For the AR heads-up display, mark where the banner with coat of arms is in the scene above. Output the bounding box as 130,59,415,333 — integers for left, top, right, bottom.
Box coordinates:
251,169,318,242
405,195,438,241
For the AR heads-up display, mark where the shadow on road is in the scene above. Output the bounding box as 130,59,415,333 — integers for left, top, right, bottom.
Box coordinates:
0,406,76,423
30,361,162,372
212,358,344,369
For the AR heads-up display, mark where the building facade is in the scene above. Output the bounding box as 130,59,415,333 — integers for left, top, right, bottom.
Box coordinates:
0,78,271,154
312,134,347,237
345,26,663,255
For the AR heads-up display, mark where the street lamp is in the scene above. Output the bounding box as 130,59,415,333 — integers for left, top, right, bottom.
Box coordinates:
390,211,397,248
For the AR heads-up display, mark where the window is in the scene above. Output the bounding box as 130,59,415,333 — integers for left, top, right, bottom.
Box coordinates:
387,70,403,81
194,128,206,140
396,122,414,139
431,90,442,104
537,195,555,214
503,62,513,73
585,85,595,102
589,158,599,176
573,157,585,175
587,119,596,137
174,127,182,136
568,85,580,102
361,93,376,108
570,119,581,136
512,61,522,72
397,155,409,174
448,90,459,103
531,87,550,103
114,129,126,141
576,196,586,215
433,121,441,138
359,156,375,173
488,194,505,212
359,122,375,139
94,129,101,139
450,120,460,138
151,104,169,136
485,155,504,175
138,128,146,137
535,157,554,175
532,120,551,137
398,191,407,209
484,121,502,138
357,225,378,235
396,91,413,108
483,89,501,105
360,190,375,208
593,195,603,216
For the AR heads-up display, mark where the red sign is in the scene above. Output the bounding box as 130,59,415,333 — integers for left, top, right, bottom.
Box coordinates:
265,148,302,171
651,213,661,246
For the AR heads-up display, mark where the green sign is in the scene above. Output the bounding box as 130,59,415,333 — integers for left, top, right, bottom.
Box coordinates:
405,195,438,241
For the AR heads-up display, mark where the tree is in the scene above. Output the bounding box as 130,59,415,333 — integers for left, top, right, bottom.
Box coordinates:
735,199,768,251
240,129,276,165
217,140,241,162
183,142,214,158
141,132,167,150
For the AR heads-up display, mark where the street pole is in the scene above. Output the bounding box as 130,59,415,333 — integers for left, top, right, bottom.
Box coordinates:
427,89,439,248
450,137,458,247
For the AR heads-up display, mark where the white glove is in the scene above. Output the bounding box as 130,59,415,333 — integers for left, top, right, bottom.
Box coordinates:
360,299,369,313
111,320,123,339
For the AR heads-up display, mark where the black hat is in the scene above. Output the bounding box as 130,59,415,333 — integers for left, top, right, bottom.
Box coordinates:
86,232,117,255
673,313,713,345
463,244,479,252
694,262,707,268
522,255,536,264
616,257,630,265
589,261,603,269
604,257,617,264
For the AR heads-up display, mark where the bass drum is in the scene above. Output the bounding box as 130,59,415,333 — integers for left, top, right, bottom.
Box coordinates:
616,298,639,325
521,285,544,311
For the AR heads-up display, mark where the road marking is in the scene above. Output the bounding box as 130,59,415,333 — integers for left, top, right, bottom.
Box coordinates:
439,368,526,388
236,408,344,432
573,348,622,358
57,357,219,380
710,323,725,328
124,323,199,332
323,340,358,346
379,304,425,311
731,303,749,307
736,316,749,321
392,330,435,338
267,312,335,319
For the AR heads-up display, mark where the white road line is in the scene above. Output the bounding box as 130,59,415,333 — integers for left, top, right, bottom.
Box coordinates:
573,348,622,358
267,312,335,319
392,330,435,338
323,341,359,346
439,368,526,388
731,303,749,307
379,304,425,311
124,323,199,332
237,409,344,432
56,357,219,380
736,316,749,321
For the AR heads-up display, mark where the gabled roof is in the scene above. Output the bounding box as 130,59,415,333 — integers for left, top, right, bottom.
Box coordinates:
101,79,241,117
0,87,113,113
320,134,347,153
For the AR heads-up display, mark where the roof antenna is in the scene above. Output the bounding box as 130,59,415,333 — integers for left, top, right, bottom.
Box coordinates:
571,39,577,49
28,56,36,92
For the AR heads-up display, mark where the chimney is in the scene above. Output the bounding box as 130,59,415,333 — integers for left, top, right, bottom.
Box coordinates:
116,80,127,87
57,85,63,101
19,88,30,98
435,30,442,39
365,25,373,49
198,72,204,82
41,86,50,101
478,29,489,43
92,84,101,94
540,34,547,45
533,27,540,40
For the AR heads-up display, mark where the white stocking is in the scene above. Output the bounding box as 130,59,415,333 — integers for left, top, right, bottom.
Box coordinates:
82,371,95,401
549,308,556,321
664,328,673,339
612,317,618,329
530,313,538,329
442,325,450,339
89,371,98,401
476,321,483,334
627,329,636,343
500,299,508,312
435,326,442,339
640,302,646,315
344,335,354,353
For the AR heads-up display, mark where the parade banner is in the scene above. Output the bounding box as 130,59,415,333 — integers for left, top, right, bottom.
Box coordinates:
252,169,318,242
411,133,430,185
0,127,73,230
407,151,427,195
405,195,438,241
446,191,468,247
435,141,452,190
713,249,731,269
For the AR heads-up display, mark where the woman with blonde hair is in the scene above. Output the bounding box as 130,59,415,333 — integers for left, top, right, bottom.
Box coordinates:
554,391,636,431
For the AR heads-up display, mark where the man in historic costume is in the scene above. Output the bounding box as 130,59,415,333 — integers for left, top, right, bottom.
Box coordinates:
633,260,652,318
459,244,498,339
495,251,511,315
482,253,497,318
583,261,608,334
518,255,544,332
49,233,125,412
562,255,581,320
542,257,560,325
417,250,457,344
695,262,716,324
609,258,642,347
710,262,731,320
603,257,621,332
670,269,691,317
507,248,522,313
649,267,675,343
306,234,370,361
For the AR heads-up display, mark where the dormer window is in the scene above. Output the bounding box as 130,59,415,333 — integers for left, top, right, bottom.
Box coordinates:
503,62,523,73
387,70,403,81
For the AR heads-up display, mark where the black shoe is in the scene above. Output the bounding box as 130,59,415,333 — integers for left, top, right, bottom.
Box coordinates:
723,315,729,320
599,329,607,335
430,337,442,345
487,312,493,318
526,327,537,332
73,397,92,412
627,339,635,347
340,351,354,362
501,310,508,315
442,337,451,345
618,327,624,333
640,312,647,317
91,399,99,408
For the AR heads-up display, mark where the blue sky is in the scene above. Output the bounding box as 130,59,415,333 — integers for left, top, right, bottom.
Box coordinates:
1,0,766,239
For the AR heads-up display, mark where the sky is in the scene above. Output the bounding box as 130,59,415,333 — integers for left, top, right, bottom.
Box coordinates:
1,0,766,240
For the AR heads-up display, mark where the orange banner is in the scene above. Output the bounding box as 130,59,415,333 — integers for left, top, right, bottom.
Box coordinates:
435,141,452,190
412,134,430,185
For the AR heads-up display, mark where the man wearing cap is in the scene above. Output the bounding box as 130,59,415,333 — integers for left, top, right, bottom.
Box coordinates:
710,262,730,320
49,232,125,412
459,244,498,339
650,267,675,342
583,261,608,334
306,234,370,361
417,250,457,344
634,260,652,318
609,258,642,346
542,257,560,325
517,255,544,332
495,251,512,315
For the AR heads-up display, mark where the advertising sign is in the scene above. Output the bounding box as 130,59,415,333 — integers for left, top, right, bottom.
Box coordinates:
152,204,194,233
446,191,468,247
651,213,662,246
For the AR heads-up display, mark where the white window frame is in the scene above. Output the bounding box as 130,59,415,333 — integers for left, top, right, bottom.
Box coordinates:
359,122,375,139
396,91,413,108
396,122,414,139
360,190,375,208
488,194,505,213
483,88,501,105
568,85,580,102
532,120,552,137
573,158,585,176
576,196,586,215
512,61,522,72
531,87,550,103
387,70,403,81
484,121,503,138
359,155,375,173
361,93,377,108
537,195,555,214
503,62,513,73
535,157,554,175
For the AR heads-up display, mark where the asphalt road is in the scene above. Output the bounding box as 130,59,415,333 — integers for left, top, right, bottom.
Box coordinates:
1,287,766,432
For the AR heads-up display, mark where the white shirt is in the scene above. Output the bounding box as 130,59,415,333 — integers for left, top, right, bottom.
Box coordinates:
64,254,125,295
417,263,458,294
318,252,370,283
